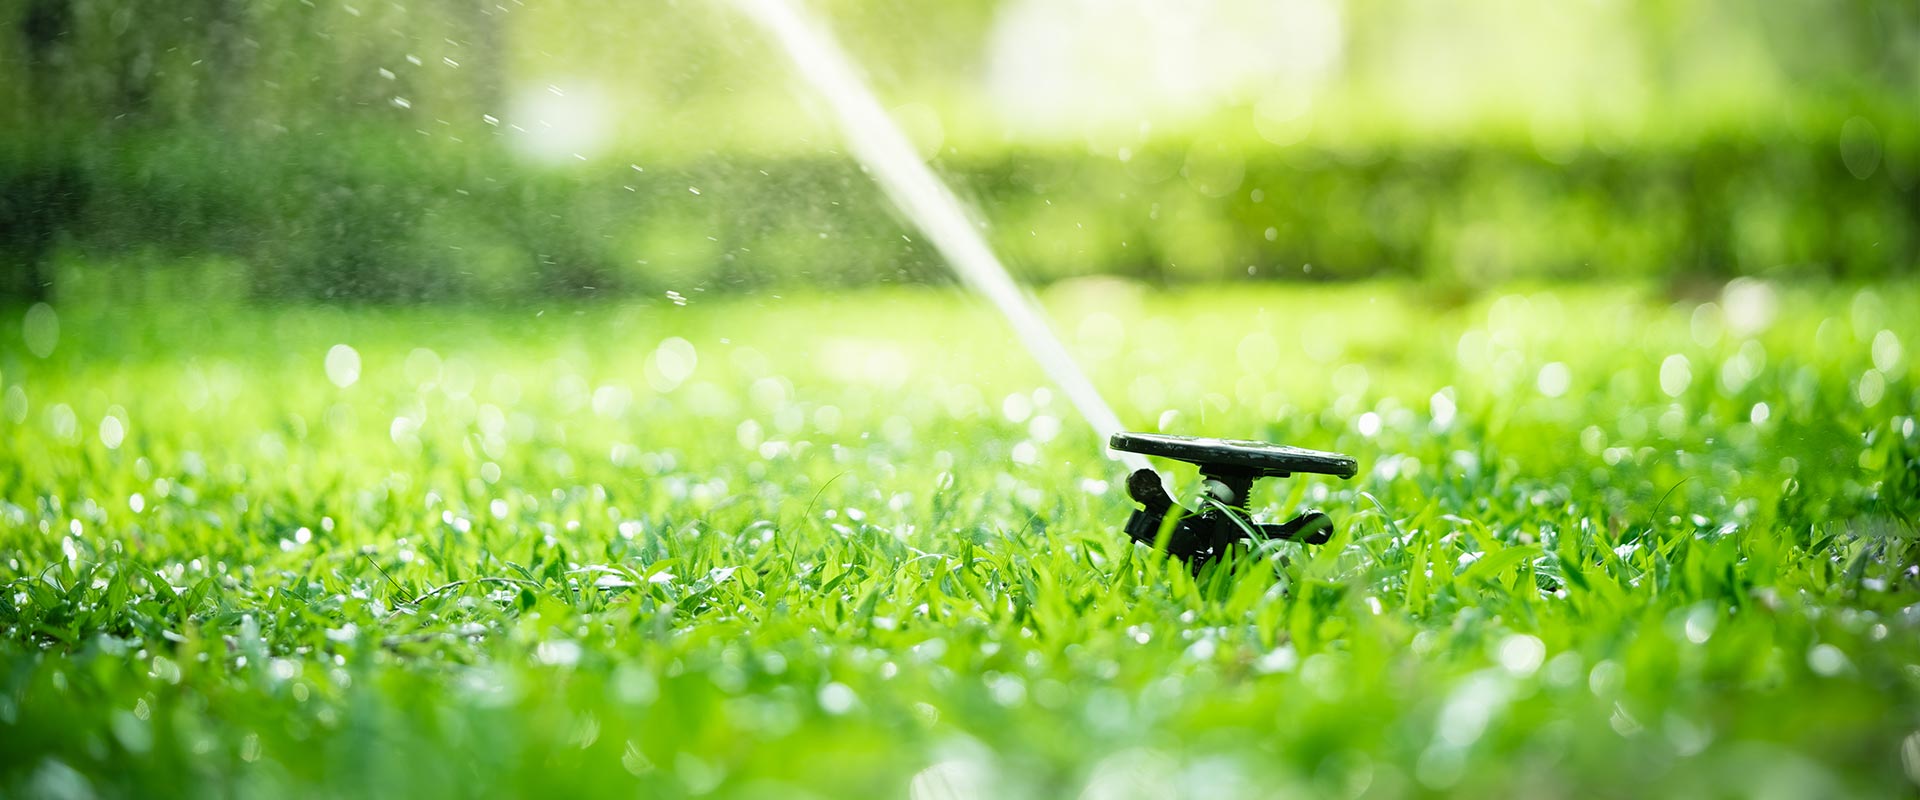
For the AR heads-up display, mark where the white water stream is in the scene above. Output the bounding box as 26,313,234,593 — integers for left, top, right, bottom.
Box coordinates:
738,0,1150,473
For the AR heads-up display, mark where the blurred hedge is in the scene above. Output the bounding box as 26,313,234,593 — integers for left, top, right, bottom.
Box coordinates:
3,0,1916,300
3,122,1914,303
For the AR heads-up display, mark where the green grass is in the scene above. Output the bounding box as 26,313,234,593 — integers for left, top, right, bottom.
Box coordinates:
2,281,1917,798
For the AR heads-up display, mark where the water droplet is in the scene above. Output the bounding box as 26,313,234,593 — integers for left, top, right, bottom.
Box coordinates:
646,338,698,392
1498,634,1545,677
48,403,78,442
1859,370,1886,407
1659,354,1691,398
910,759,990,800
1873,330,1903,373
1536,362,1571,398
988,674,1028,707
325,345,361,388
99,415,126,449
817,682,857,714
1721,279,1777,335
1684,605,1716,644
1429,389,1457,430
1356,412,1381,437
1899,731,1920,786
535,640,582,667
1588,660,1624,697
1839,116,1884,179
22,303,57,358
1807,643,1850,676
1001,393,1033,424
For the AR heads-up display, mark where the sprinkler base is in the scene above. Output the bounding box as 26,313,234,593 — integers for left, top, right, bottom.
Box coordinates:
1110,433,1358,566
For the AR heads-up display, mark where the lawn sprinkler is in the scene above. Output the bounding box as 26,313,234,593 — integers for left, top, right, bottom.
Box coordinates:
1109,432,1359,565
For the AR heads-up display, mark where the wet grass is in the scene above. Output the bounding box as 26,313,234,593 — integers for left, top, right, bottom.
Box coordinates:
2,280,1918,798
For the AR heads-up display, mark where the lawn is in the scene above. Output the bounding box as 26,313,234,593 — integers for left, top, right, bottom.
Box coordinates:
2,281,1917,797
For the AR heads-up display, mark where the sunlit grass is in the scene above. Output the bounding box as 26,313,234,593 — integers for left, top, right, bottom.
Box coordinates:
2,281,1917,797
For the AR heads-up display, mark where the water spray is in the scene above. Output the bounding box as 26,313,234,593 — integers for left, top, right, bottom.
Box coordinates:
737,0,1145,473
740,0,1358,564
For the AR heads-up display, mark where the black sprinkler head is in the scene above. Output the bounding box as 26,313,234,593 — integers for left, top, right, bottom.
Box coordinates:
1109,432,1359,566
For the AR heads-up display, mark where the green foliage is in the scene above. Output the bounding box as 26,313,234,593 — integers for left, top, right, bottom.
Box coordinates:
3,0,1918,299
10,126,1917,303
1,282,1916,796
